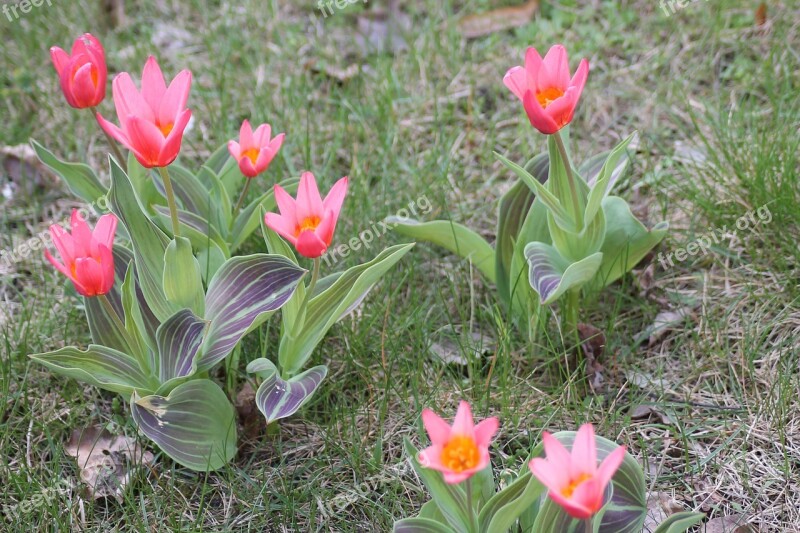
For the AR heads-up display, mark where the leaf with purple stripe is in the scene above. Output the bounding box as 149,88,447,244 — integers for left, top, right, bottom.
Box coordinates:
197,254,306,370
131,380,237,472
156,309,207,393
254,363,327,424
524,243,603,305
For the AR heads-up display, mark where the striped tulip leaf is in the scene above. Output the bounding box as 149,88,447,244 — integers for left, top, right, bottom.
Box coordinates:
393,518,457,533
197,254,306,370
153,206,231,257
651,512,705,533
253,363,327,424
163,237,206,317
524,243,603,305
29,345,158,396
155,309,207,394
131,380,237,472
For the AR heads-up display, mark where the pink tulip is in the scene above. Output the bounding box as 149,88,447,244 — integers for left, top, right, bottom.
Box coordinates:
96,56,192,168
503,44,589,135
418,401,499,484
228,120,285,178
45,210,118,297
529,424,626,519
264,172,348,259
50,33,107,109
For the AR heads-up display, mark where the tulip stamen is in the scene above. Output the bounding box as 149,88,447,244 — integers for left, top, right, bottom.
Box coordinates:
536,87,565,109
158,122,174,137
561,473,592,498
440,435,480,472
296,216,322,236
242,147,260,165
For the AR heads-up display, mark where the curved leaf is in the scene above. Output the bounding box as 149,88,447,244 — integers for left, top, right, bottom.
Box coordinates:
163,237,206,316
132,380,237,471
254,364,327,424
155,309,206,390
524,243,603,305
480,471,545,533
231,177,299,251
651,511,705,533
31,139,106,204
394,518,457,533
583,134,635,225
153,206,231,256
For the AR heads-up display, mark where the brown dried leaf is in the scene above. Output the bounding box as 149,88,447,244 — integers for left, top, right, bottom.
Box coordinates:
630,404,676,426
578,323,605,392
236,381,265,440
636,306,695,346
429,326,495,366
754,3,767,26
706,515,751,533
458,0,539,39
65,426,153,501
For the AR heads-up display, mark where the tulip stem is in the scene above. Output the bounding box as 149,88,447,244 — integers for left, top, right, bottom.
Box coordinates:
553,131,583,228
233,178,252,218
464,478,477,531
91,107,127,173
158,166,181,238
307,258,321,300
585,519,593,533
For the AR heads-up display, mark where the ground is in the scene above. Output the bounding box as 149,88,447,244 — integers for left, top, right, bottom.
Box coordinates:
1,0,799,531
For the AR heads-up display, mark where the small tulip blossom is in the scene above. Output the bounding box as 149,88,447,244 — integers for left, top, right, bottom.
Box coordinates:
418,401,499,484
503,44,589,135
50,33,107,109
264,172,348,259
228,120,285,178
529,424,626,519
45,210,118,297
97,56,192,168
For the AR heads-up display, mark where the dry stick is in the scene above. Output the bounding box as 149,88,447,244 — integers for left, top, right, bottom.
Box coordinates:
157,166,181,238
90,106,127,173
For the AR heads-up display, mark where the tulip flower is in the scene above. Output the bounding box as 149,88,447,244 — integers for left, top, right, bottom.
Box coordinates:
264,172,348,259
418,401,499,484
96,56,192,169
228,120,285,179
50,33,107,109
529,424,626,520
45,210,118,297
503,44,589,135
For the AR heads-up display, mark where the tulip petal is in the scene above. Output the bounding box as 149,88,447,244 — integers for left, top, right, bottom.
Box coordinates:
126,115,165,167
522,91,560,134
546,487,593,520
74,256,105,297
542,44,570,90
253,123,271,146
141,56,167,113
113,73,153,125
595,444,626,489
295,172,324,223
451,400,475,436
541,431,572,469
49,224,75,265
503,66,530,101
239,119,254,148
571,424,598,477
70,210,92,258
544,87,578,130
568,478,604,517
569,58,589,108
227,140,241,159
158,69,192,126
523,46,544,86
92,214,118,251
529,456,569,492
96,244,116,295
44,249,72,281
474,417,499,448
296,230,327,259
96,112,131,147
417,444,444,470
49,46,70,76
421,408,452,446
238,155,259,178
273,184,298,221
159,109,192,167
264,213,298,246
322,176,349,219
71,62,99,108
315,209,337,247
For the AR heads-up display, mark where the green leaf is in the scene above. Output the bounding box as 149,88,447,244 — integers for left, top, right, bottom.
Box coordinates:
387,217,495,281
154,164,216,224
393,518,457,533
478,472,545,533
651,512,705,533
261,223,307,336
524,243,603,305
154,309,207,394
153,206,231,257
163,237,206,316
419,501,448,523
595,196,668,288
278,243,413,376
583,134,635,226
31,139,106,204
126,153,161,212
547,206,606,263
545,135,588,231
196,240,228,283
254,364,327,424
403,439,474,533
29,345,157,396
579,150,630,189
120,259,159,371
131,380,237,471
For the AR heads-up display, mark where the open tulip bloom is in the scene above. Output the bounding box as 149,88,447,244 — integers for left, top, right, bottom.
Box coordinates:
50,33,107,109
228,120,285,179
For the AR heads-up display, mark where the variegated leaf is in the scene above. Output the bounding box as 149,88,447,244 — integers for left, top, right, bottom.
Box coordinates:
254,364,327,424
524,243,602,305
155,309,207,390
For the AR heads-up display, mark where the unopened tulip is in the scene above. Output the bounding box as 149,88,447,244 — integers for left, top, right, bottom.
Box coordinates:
228,120,285,178
264,172,348,259
418,401,499,484
504,44,589,135
45,210,118,297
529,424,626,519
97,56,192,168
50,33,107,109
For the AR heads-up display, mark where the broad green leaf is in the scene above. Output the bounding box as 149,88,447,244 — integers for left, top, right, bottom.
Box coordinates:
387,217,495,281
507,198,550,331
528,431,647,533
403,439,474,533
545,135,588,231
524,243,603,305
494,152,575,232
163,237,206,316
108,158,177,322
651,512,705,533
119,259,160,370
155,309,207,393
131,380,237,471
153,206,231,256
279,243,413,376
217,155,244,200
203,142,234,177
198,254,306,370
419,501,448,523
548,206,606,263
230,177,298,251
393,518,457,533
31,140,106,204
579,150,630,189
583,134,635,226
261,224,306,334
126,153,161,212
155,164,215,222
245,357,277,380
254,365,327,423
479,472,545,533
595,196,668,288
29,345,157,396
196,240,227,284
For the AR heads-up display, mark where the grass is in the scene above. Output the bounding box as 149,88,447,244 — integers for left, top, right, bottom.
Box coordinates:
1,0,799,531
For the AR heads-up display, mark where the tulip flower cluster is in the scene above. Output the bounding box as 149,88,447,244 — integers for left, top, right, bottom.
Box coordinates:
31,33,412,471
391,44,668,351
396,401,704,533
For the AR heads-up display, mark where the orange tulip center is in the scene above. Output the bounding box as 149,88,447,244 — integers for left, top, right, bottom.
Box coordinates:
561,473,593,498
158,122,174,137
440,436,480,472
536,87,565,109
295,216,321,236
242,147,260,165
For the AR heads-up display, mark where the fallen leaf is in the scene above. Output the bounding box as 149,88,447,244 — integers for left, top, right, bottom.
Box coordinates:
643,492,686,532
706,515,751,533
635,264,656,293
429,325,495,366
754,3,767,26
631,306,695,346
236,381,265,440
630,404,676,425
458,0,539,39
65,426,154,500
578,323,605,392
307,60,362,83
